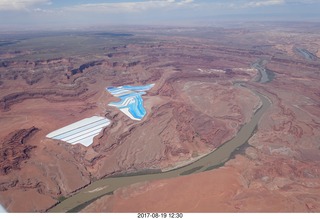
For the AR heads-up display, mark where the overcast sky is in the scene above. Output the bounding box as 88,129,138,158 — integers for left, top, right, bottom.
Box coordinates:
0,0,319,30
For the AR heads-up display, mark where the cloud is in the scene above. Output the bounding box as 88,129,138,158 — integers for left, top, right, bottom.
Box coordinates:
189,0,287,11
66,0,195,13
0,0,51,11
224,0,318,9
245,0,285,7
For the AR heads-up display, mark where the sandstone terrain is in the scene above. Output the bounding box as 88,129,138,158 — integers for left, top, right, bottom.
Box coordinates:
0,23,319,212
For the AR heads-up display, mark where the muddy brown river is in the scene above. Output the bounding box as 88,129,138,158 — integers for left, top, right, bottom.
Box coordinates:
48,88,271,213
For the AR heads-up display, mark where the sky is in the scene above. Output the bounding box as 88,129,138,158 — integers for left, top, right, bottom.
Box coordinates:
0,0,320,30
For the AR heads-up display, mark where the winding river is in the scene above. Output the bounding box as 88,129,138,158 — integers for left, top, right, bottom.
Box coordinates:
252,59,275,83
48,87,271,213
295,48,319,61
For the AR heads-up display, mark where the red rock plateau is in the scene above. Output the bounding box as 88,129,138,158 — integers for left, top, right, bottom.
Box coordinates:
0,23,320,212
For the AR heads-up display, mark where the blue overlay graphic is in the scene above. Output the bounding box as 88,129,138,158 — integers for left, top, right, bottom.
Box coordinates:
106,84,154,120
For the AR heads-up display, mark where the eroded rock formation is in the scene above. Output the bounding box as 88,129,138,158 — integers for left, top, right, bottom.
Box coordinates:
0,24,319,212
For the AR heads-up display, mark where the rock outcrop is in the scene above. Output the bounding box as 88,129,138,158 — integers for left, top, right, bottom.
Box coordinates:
0,24,319,212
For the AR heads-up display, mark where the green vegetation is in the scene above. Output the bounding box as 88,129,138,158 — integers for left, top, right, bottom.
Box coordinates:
67,192,113,213
204,162,226,171
180,166,203,176
57,196,67,202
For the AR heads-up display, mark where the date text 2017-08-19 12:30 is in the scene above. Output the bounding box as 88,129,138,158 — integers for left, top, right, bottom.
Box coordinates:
137,213,183,218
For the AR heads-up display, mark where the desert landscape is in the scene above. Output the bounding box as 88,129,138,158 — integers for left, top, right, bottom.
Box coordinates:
0,22,319,212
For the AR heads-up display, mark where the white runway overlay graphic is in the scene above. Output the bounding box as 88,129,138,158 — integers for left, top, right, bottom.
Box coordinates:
46,116,111,147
